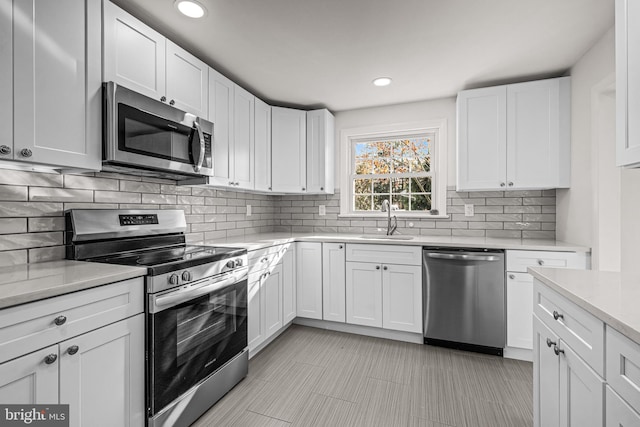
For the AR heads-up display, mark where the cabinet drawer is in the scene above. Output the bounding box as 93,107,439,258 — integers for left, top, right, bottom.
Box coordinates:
346,244,421,266
533,280,604,376
0,278,144,364
506,250,587,272
248,244,292,277
606,327,640,413
606,386,640,427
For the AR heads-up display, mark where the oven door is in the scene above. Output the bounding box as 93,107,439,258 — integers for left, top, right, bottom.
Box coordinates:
148,270,247,415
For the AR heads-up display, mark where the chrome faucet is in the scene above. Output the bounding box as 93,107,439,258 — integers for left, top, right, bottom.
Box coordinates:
381,200,398,235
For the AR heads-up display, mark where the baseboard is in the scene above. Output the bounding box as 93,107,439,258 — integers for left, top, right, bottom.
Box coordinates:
293,318,423,344
504,346,533,362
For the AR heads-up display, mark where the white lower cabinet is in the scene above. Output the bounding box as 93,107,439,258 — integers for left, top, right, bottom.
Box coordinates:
507,272,534,349
0,279,145,427
264,264,283,337
346,262,383,328
607,386,640,426
382,264,422,333
247,273,264,352
282,245,297,323
322,243,346,322
296,242,323,320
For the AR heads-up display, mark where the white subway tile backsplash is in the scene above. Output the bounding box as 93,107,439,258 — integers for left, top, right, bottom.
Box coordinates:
0,170,63,187
29,188,93,203
0,218,28,234
0,202,63,217
64,175,118,191
28,217,65,232
0,185,28,201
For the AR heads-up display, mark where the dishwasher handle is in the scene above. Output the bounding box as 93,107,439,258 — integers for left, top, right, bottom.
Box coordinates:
426,252,501,262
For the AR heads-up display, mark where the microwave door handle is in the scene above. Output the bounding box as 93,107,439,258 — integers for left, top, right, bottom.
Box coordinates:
192,121,205,173
153,274,239,311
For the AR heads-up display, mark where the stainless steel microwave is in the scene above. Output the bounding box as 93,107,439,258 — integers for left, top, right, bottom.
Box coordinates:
102,82,213,180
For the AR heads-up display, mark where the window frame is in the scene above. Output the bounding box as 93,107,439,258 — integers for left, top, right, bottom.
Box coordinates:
339,119,448,218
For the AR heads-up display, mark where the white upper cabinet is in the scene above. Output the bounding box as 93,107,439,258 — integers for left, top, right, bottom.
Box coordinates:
233,85,255,189
306,109,335,194
165,40,208,118
104,2,207,118
1,0,101,170
616,0,640,167
272,107,307,193
208,68,234,187
254,98,272,192
103,1,165,101
457,77,570,191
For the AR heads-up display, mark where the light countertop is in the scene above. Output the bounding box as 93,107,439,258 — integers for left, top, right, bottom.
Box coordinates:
201,232,591,253
529,267,640,344
0,260,147,309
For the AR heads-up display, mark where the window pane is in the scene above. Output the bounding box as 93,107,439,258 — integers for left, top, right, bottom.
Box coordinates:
392,157,410,173
354,195,372,211
393,139,411,157
391,194,409,210
373,195,389,211
410,193,431,211
374,141,393,157
355,159,373,174
355,142,376,159
410,138,431,157
411,177,432,193
391,178,410,193
410,156,431,172
373,178,390,194
354,178,372,194
372,158,391,174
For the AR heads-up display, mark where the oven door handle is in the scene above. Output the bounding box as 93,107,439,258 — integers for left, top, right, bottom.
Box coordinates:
153,274,240,310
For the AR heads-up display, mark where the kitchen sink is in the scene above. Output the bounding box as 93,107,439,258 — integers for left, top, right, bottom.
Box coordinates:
358,235,415,240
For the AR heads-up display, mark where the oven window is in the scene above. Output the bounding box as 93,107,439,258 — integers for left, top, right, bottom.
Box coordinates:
176,291,236,365
118,104,194,164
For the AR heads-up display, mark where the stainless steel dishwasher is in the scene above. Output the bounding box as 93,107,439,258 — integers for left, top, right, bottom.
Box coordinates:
423,248,505,355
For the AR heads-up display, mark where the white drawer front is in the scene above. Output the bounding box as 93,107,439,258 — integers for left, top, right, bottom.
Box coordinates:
607,327,640,414
533,280,604,376
0,278,144,364
345,244,422,266
606,386,640,427
506,250,587,273
248,244,292,277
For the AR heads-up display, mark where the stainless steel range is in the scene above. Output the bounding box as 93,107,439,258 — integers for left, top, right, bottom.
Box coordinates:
66,209,248,427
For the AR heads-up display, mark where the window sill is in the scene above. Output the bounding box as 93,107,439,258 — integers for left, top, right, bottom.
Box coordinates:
338,213,450,219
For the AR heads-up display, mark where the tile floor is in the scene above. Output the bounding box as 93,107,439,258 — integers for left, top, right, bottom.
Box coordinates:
192,325,533,427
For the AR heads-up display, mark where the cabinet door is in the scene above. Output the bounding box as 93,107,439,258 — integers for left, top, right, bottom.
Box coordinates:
264,264,283,338
322,243,346,322
282,245,297,323
0,0,11,160
382,264,422,333
346,262,383,328
13,0,101,170
606,386,640,427
59,314,145,427
0,345,58,404
507,272,534,350
248,277,264,353
208,68,234,186
533,315,560,427
457,86,507,191
272,107,307,193
616,0,640,167
506,78,569,189
559,343,605,427
306,109,334,194
296,242,323,319
103,1,166,101
233,85,255,189
254,98,272,192
166,40,208,118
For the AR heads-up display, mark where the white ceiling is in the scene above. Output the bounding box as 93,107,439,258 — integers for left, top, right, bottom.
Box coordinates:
112,0,615,112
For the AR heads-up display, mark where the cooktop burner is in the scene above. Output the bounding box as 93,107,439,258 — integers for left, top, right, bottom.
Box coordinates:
88,244,245,276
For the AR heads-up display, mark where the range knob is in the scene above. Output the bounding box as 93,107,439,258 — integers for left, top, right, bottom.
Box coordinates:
235,258,243,267
226,260,236,269
169,274,179,285
182,271,192,282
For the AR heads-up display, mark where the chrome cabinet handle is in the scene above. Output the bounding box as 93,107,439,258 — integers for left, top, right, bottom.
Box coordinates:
376,265,381,270
160,96,166,102
553,310,564,321
537,259,545,266
20,148,32,158
508,274,515,280
67,345,79,355
339,245,343,249
320,187,324,191
268,187,272,190
500,182,506,187
554,346,565,356
54,315,67,326
508,182,514,187
302,187,306,191
383,266,388,271
169,99,175,106
261,257,268,263
546,338,556,348
44,354,57,365
0,145,11,155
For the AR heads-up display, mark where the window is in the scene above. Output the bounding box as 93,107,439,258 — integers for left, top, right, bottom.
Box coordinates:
340,120,447,217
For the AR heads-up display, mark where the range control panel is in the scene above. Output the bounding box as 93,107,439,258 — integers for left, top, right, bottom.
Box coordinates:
119,214,159,226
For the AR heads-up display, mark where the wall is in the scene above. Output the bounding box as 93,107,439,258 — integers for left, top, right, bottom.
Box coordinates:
556,27,616,247
0,169,275,266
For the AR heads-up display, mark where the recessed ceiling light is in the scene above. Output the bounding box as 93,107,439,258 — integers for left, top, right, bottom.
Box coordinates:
175,0,207,18
373,77,392,87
